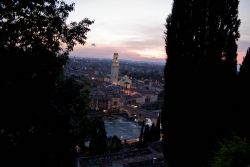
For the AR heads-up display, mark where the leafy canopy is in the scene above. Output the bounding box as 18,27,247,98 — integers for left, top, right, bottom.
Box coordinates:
0,0,93,54
0,1,93,167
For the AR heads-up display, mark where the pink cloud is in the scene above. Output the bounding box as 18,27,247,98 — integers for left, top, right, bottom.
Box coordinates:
237,51,246,64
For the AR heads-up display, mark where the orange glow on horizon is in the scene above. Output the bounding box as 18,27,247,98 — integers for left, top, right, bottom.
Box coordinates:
72,43,246,64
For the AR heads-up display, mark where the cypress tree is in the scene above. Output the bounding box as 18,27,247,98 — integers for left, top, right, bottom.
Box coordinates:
162,0,240,166
150,123,156,142
139,121,145,145
143,125,150,144
237,47,250,137
239,48,250,77
155,115,161,141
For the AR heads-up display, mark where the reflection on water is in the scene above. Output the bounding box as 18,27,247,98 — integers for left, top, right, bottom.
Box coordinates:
104,116,141,140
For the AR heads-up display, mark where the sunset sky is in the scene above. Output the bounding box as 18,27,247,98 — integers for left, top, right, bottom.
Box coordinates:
65,0,250,64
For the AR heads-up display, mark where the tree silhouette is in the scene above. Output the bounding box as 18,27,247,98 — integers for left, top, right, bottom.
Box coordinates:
155,115,161,141
239,48,250,77
139,121,145,146
0,1,93,167
162,0,240,166
106,136,122,153
89,119,107,155
150,122,161,142
210,136,250,167
143,125,150,144
237,47,250,137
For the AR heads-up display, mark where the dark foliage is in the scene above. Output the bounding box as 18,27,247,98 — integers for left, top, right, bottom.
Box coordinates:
239,48,250,77
106,135,122,153
0,0,93,167
237,47,250,138
139,121,145,146
139,119,161,146
149,123,156,142
162,0,240,166
210,136,250,167
143,125,150,144
155,115,161,141
89,119,107,155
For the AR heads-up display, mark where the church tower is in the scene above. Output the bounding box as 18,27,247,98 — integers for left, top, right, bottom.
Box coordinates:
111,53,119,85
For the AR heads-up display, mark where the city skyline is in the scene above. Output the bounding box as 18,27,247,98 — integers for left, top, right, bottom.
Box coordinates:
65,0,250,64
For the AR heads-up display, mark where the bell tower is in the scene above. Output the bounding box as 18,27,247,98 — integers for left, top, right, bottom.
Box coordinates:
111,53,119,85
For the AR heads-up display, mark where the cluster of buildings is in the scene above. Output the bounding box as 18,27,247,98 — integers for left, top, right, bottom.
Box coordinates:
74,54,165,166
89,53,163,124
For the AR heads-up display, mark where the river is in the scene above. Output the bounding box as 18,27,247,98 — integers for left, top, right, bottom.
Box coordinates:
104,116,141,140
